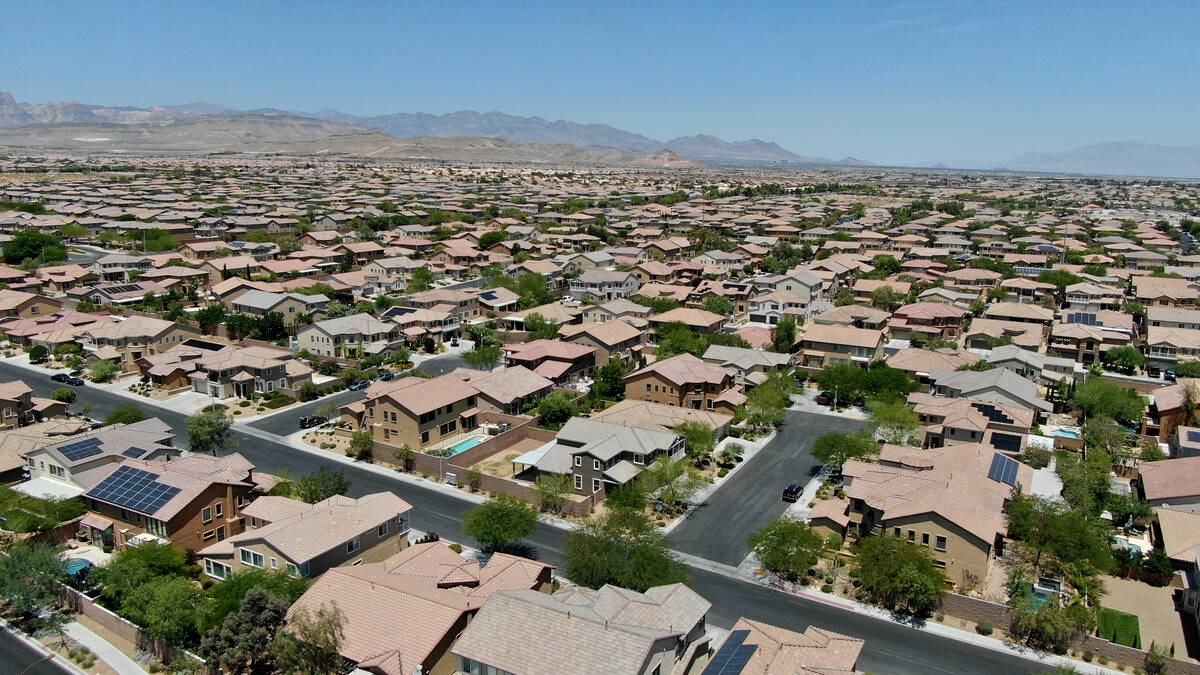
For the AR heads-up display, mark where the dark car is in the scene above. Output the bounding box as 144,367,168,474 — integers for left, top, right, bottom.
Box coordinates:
782,483,801,502
298,415,328,429
65,376,85,386
348,380,369,391
1166,370,1178,383
375,372,396,382
50,372,71,383
852,395,865,407
815,392,833,405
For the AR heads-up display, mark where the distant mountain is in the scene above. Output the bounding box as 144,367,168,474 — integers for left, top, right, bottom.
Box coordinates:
0,91,871,167
1003,141,1200,179
632,149,706,169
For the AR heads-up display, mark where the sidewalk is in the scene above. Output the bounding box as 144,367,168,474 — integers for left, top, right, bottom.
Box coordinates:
62,621,147,675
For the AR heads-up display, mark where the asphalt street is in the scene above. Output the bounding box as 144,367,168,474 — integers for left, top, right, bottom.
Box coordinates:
670,409,863,565
0,624,72,675
0,360,1055,674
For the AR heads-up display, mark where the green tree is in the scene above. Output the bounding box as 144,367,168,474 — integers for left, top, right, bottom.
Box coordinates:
536,392,576,428
701,295,735,316
406,267,433,293
675,421,715,465
747,516,826,583
3,229,66,265
272,602,346,675
867,399,921,445
28,344,47,362
591,361,628,399
293,467,351,504
655,322,708,358
1008,595,1096,653
201,586,292,675
462,494,539,553
1004,492,1113,571
1101,346,1145,374
641,454,705,505
1073,378,1146,427
813,363,865,402
463,344,503,370
523,313,560,341
51,387,77,404
770,315,797,353
349,429,374,462
562,510,688,592
605,479,648,512
811,430,876,471
200,569,311,634
122,575,205,646
533,473,572,514
94,541,190,607
0,544,67,617
105,403,148,425
324,301,347,319
88,359,119,382
188,407,237,455
851,535,946,616
871,285,905,312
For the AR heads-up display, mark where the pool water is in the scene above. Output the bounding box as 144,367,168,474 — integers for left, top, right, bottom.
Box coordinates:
1049,429,1080,439
449,436,486,454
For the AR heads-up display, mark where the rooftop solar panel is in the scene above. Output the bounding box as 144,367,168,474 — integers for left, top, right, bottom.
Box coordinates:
89,465,180,516
987,453,1020,486
123,447,147,458
59,437,104,461
992,433,1023,452
703,630,750,675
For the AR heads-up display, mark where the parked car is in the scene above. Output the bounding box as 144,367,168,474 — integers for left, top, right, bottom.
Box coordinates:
782,483,801,502
50,372,71,383
375,371,396,382
450,338,460,347
299,415,328,429
64,377,85,387
852,395,865,408
815,392,833,405
1166,370,1177,383
348,380,369,391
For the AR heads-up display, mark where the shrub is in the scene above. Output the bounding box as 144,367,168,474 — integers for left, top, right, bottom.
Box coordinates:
262,395,296,409
1083,651,1094,662
976,619,994,636
821,584,833,593
717,467,729,478
447,543,463,554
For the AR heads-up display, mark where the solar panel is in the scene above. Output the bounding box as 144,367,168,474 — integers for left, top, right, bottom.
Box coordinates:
703,630,757,675
123,447,147,458
59,437,103,461
992,433,1023,452
1187,430,1200,443
987,453,1020,486
1066,312,1098,326
89,466,181,515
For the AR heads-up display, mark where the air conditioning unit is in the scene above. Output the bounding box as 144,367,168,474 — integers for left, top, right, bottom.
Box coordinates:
445,472,457,486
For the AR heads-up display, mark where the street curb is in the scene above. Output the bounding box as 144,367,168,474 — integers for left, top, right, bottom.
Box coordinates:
0,618,87,675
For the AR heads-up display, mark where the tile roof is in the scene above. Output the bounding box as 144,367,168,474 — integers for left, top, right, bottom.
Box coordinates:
729,617,864,674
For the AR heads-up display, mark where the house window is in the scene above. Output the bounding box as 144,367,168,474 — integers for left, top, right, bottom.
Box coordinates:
202,529,216,541
239,548,265,568
270,557,278,570
216,526,226,541
935,536,947,552
907,530,915,542
922,533,930,547
204,559,231,580
286,562,300,577
934,560,947,569
214,502,223,517
202,507,212,523
634,453,644,465
377,522,388,537
421,431,430,444
574,475,583,490
593,459,601,471
574,456,581,467
347,537,360,554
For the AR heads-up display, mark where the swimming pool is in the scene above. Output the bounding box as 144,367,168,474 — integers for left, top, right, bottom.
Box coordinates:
448,436,487,454
1049,428,1080,439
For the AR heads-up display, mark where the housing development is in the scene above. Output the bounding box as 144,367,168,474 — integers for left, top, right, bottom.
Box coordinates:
3,152,1200,675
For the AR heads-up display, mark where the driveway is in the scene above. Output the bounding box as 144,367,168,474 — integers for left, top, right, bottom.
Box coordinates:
244,387,365,436
669,410,863,566
416,352,471,376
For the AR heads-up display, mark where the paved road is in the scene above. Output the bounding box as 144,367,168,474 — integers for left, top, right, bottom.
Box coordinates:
0,624,72,675
670,410,863,566
415,352,469,376
0,361,1055,674
245,388,363,436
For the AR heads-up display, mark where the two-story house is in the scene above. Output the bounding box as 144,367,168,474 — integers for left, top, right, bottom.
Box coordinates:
570,269,640,301
798,323,884,369
625,353,737,411
297,313,401,358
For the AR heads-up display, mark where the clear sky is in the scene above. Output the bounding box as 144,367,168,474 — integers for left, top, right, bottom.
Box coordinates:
5,0,1198,165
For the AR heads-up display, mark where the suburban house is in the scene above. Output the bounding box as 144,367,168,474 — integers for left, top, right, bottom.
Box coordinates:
909,392,1034,452
797,323,884,369
297,313,401,358
701,344,791,386
625,354,737,411
503,339,598,383
452,583,712,675
812,305,890,331
986,344,1078,384
93,253,152,282
591,398,733,440
809,443,1034,591
0,289,61,318
557,320,643,366
80,452,266,551
199,491,413,580
1139,456,1200,507
340,374,482,451
746,290,809,325
188,344,313,399
720,617,865,675
0,379,66,429
888,302,968,342
569,269,639,300
22,418,179,492
962,318,1044,352
885,348,981,388
78,316,202,373
928,368,1054,416
1146,326,1200,373
523,417,685,496
648,306,727,334
228,289,330,321
286,542,553,675
450,366,554,415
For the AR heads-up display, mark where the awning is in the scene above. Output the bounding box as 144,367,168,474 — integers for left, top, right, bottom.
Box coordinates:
459,407,481,419
80,513,114,531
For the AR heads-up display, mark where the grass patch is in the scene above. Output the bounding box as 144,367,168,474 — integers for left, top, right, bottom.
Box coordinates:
1097,607,1141,648
262,395,297,410
0,485,85,532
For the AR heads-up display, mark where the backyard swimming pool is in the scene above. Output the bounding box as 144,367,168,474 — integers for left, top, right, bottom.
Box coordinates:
448,436,487,454
1048,428,1080,439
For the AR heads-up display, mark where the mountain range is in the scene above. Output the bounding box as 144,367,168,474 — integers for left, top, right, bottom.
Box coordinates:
0,92,868,166
998,141,1200,179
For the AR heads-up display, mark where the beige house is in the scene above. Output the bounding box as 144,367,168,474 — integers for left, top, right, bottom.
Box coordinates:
798,323,884,369
79,316,202,373
341,374,482,450
0,289,61,319
625,353,737,411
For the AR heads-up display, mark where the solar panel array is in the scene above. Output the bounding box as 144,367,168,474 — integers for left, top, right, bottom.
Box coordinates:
987,453,1020,486
702,630,757,675
991,433,1023,453
58,437,103,461
122,447,147,459
104,284,144,295
1065,312,1099,326
972,402,1014,425
89,466,180,515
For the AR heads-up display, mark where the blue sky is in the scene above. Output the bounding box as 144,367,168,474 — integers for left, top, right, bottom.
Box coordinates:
4,1,1198,165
